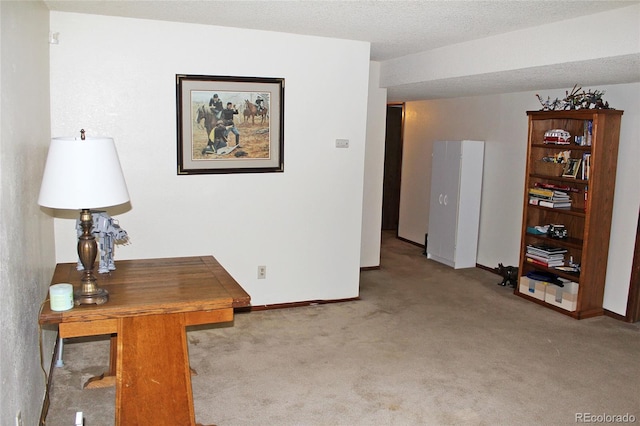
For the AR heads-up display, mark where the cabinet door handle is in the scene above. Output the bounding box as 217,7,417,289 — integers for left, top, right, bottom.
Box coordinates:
443,194,448,205
439,194,443,205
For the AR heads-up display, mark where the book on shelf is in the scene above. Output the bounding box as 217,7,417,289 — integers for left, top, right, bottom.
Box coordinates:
538,200,572,208
583,120,593,146
527,243,567,251
525,251,565,261
526,248,566,257
528,187,571,208
552,191,570,199
555,265,580,273
526,256,565,268
526,244,567,255
533,182,580,193
529,197,572,208
525,244,568,272
581,153,591,180
528,188,570,200
529,187,554,197
584,185,588,212
525,244,566,267
526,251,565,262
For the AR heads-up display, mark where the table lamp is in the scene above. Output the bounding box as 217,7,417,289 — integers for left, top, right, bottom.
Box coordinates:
39,130,129,305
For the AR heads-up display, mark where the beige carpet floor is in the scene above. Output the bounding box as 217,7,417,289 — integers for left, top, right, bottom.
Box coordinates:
45,232,640,425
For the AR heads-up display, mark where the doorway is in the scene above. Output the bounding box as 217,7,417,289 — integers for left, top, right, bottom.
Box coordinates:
381,104,404,231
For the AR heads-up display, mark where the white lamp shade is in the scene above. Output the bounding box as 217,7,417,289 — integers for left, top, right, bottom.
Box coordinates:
38,136,130,209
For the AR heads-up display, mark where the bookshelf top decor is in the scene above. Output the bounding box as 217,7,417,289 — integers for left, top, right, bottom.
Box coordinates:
535,84,613,111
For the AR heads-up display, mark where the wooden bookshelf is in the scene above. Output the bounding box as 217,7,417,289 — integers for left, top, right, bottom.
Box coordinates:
516,109,623,319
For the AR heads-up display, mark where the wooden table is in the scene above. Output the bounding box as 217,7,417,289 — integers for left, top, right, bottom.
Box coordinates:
39,256,250,426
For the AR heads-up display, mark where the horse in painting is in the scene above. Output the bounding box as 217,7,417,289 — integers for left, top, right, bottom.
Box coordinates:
243,99,268,125
195,105,219,146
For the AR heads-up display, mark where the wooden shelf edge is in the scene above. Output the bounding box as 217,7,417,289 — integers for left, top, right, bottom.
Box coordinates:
531,143,592,151
574,307,605,320
521,260,581,282
526,109,623,118
529,173,588,186
527,203,586,217
525,233,583,249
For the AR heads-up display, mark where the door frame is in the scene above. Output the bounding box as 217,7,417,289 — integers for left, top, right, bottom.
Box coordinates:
625,210,640,322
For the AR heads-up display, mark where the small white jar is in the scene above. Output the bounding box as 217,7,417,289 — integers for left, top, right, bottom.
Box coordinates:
49,283,74,311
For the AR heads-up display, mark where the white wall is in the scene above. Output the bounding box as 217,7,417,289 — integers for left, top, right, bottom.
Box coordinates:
49,12,371,306
398,83,640,316
0,2,57,425
603,85,640,314
360,61,387,267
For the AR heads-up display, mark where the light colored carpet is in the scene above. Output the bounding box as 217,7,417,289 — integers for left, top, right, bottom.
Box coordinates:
45,233,640,425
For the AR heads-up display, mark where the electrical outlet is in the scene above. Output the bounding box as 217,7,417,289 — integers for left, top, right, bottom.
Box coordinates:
16,411,22,426
335,138,349,148
258,265,266,279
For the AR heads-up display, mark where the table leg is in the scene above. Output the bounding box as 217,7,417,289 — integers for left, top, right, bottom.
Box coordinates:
84,334,199,389
84,334,117,389
115,313,195,426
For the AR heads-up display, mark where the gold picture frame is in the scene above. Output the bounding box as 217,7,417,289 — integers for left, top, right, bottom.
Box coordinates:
562,158,582,179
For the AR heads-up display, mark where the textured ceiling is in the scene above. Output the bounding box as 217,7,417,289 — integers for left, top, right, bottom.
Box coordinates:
44,0,639,100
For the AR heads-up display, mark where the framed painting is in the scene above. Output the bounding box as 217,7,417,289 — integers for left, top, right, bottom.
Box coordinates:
176,74,284,174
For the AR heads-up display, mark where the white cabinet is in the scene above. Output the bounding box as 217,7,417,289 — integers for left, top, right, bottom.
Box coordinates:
427,140,484,269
